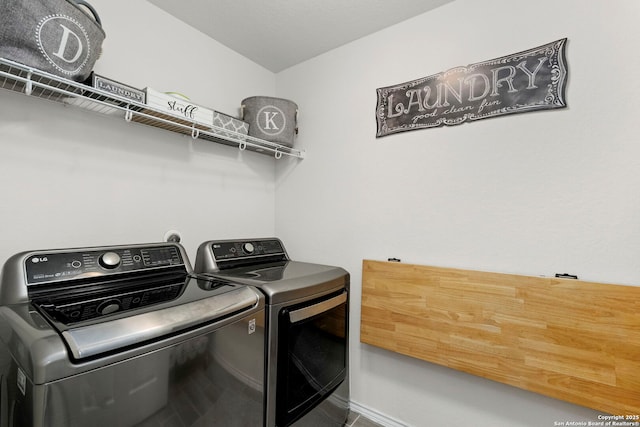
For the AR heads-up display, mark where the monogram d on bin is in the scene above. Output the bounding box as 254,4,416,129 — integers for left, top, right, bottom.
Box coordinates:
0,0,105,82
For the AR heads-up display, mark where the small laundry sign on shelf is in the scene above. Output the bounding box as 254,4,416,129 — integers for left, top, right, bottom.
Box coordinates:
375,38,568,137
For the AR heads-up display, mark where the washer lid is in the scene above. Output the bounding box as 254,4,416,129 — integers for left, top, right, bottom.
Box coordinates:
62,284,259,360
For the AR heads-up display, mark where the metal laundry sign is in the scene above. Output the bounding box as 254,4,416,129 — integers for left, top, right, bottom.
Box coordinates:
375,38,568,137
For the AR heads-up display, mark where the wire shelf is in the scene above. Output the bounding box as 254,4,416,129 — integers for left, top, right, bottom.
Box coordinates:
0,58,305,159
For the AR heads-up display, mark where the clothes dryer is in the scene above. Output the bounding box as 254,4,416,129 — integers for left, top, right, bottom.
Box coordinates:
194,238,350,427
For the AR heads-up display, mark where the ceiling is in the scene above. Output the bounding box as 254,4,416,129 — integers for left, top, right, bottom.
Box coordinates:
148,0,453,72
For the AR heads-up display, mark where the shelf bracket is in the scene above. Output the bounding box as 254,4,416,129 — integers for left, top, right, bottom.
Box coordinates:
25,72,32,96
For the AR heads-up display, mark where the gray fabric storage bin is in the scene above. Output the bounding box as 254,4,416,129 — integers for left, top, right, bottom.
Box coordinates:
241,96,298,147
0,0,105,82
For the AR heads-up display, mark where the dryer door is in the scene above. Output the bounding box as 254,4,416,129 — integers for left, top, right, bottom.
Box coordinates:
276,290,348,427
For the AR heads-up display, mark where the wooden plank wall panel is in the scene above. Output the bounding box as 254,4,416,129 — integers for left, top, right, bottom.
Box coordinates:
360,260,640,415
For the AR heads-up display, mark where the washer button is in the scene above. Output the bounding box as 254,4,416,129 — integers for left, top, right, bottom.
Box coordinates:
98,300,121,315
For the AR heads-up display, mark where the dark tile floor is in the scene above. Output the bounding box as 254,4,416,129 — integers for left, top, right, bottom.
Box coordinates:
346,411,385,427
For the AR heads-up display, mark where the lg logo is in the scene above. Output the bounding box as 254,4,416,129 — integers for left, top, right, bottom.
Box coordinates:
36,14,91,76
31,257,48,263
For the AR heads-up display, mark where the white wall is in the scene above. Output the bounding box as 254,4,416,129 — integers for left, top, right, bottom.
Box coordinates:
275,0,640,426
0,0,277,262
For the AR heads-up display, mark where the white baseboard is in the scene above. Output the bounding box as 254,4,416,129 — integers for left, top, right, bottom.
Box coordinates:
350,401,409,427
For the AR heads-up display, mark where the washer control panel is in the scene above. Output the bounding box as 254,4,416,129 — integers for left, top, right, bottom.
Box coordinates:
211,239,285,261
25,245,184,285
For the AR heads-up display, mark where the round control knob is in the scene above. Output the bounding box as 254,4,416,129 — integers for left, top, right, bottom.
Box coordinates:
99,252,121,269
242,242,255,254
97,299,121,315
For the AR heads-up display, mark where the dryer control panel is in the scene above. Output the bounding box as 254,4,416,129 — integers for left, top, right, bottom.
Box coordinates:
195,238,289,272
211,239,285,261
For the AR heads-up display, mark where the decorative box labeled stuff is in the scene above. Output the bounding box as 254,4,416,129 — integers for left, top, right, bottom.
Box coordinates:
144,88,213,126
241,96,298,147
131,88,214,135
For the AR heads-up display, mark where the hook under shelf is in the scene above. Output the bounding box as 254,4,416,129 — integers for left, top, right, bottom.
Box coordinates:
25,72,32,96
